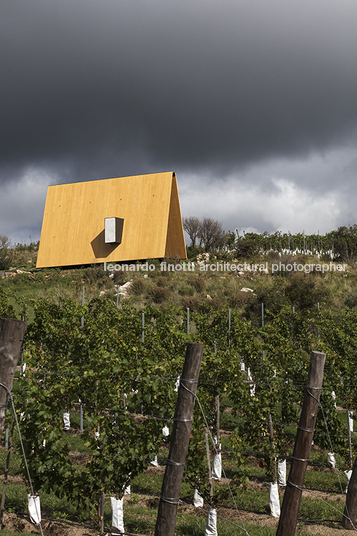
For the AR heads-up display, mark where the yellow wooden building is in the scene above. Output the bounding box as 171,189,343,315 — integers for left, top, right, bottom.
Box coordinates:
36,171,187,268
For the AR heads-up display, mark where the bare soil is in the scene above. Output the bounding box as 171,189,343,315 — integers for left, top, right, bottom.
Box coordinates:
1,512,96,536
0,450,353,535
0,489,353,536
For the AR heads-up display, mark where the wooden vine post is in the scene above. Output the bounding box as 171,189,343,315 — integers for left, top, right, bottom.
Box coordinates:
343,454,357,528
0,412,15,528
0,318,27,528
0,318,27,437
214,340,221,470
268,413,277,484
155,342,204,536
347,410,353,469
215,393,221,464
276,351,325,536
205,431,214,504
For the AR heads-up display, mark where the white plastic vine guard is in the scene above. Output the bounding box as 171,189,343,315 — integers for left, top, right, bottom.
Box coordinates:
269,482,280,517
193,488,204,508
212,443,222,481
150,455,158,467
205,507,218,536
349,411,354,433
111,496,124,534
331,391,337,408
95,431,100,450
328,452,336,468
345,470,352,493
28,494,41,525
63,412,70,431
174,376,180,392
240,360,245,372
162,425,169,437
278,459,286,487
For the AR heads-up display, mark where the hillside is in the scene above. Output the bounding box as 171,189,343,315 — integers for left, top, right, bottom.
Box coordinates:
0,239,356,323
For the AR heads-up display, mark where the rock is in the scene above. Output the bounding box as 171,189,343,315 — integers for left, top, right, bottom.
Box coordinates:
118,281,133,298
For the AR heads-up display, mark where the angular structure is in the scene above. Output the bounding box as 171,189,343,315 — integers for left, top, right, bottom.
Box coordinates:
36,171,186,268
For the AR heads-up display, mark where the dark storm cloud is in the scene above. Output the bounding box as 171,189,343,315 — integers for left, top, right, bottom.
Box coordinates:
1,0,357,185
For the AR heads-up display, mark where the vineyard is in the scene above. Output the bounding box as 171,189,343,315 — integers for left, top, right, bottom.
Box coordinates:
1,270,357,535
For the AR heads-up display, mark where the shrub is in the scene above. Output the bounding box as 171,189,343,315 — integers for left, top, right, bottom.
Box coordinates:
181,295,201,312
130,279,145,295
156,276,169,288
0,248,12,270
285,273,329,311
178,284,194,297
228,292,250,309
149,286,171,304
331,225,357,263
235,236,261,258
112,271,127,285
243,278,287,325
208,296,224,310
189,276,206,293
0,288,16,318
345,291,357,310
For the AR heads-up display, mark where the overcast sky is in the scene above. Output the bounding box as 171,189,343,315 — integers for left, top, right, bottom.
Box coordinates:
1,0,357,244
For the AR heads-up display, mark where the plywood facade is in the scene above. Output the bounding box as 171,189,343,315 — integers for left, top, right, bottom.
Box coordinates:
36,172,187,268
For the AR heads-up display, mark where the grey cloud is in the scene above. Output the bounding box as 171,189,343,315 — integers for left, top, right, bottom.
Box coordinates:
1,0,357,242
1,0,357,184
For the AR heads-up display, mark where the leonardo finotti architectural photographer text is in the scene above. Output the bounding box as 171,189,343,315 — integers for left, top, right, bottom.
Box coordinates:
104,261,347,274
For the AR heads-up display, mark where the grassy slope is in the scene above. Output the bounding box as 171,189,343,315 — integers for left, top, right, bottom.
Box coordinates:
1,241,357,321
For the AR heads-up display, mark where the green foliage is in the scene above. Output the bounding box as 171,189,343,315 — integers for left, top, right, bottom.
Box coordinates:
243,278,288,325
0,288,16,318
178,283,195,297
149,285,171,303
331,224,357,263
231,229,336,259
0,247,12,270
235,233,261,258
285,273,329,310
189,276,206,293
345,290,357,310
181,295,201,312
130,278,145,295
6,287,357,528
16,297,186,522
